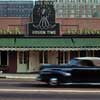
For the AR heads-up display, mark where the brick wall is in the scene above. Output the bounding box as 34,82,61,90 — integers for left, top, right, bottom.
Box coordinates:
56,18,100,35
0,17,29,34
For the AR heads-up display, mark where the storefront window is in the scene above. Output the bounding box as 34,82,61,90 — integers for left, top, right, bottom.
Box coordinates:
65,52,68,63
58,51,68,64
86,51,93,57
94,50,100,57
58,51,63,64
0,51,8,66
39,51,48,64
70,51,78,60
80,51,87,57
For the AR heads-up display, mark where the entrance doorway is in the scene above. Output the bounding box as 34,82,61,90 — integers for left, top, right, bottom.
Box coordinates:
29,51,40,72
17,51,29,73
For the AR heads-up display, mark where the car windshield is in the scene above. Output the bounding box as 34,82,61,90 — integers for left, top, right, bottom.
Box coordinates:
79,60,95,66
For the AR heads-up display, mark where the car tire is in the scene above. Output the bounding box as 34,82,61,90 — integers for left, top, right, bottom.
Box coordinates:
48,77,59,86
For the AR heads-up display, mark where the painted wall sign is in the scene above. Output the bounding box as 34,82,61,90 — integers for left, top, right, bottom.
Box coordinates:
28,1,60,36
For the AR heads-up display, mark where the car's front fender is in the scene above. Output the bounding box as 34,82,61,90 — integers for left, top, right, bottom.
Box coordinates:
51,70,71,76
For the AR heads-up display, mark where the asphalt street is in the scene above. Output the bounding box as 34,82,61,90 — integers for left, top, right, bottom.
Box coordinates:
0,92,100,100
0,79,100,100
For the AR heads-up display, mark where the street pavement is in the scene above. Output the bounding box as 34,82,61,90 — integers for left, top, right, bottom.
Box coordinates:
0,91,100,100
0,79,100,100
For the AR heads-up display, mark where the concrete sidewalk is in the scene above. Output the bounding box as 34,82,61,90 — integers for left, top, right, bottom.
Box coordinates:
0,73,38,79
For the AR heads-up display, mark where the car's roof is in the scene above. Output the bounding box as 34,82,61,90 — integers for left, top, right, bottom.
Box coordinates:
75,57,100,60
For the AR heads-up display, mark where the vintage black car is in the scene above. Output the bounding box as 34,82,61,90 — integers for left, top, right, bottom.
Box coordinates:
37,57,100,86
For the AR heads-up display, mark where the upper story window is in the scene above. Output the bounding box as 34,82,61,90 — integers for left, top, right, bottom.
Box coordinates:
0,1,33,17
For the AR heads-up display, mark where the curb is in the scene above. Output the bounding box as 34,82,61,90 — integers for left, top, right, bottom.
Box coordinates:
0,74,37,79
5,76,36,79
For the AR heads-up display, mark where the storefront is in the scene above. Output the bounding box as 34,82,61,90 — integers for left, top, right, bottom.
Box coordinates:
0,37,100,73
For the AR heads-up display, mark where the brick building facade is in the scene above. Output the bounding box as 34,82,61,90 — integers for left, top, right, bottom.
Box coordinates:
56,18,100,35
1,17,100,35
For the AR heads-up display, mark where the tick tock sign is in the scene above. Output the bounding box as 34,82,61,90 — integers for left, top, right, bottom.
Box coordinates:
28,1,60,36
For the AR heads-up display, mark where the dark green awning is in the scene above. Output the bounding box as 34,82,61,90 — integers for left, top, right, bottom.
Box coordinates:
0,38,99,51
15,38,73,48
72,38,100,48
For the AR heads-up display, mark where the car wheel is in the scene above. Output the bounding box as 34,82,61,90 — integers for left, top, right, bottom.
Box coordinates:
48,77,59,86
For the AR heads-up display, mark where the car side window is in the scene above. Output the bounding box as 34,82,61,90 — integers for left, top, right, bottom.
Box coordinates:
79,60,95,67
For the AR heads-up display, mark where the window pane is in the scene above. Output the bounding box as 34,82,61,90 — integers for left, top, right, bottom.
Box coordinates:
39,51,48,64
58,51,63,64
39,51,43,64
44,51,48,63
19,52,23,64
24,52,29,64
